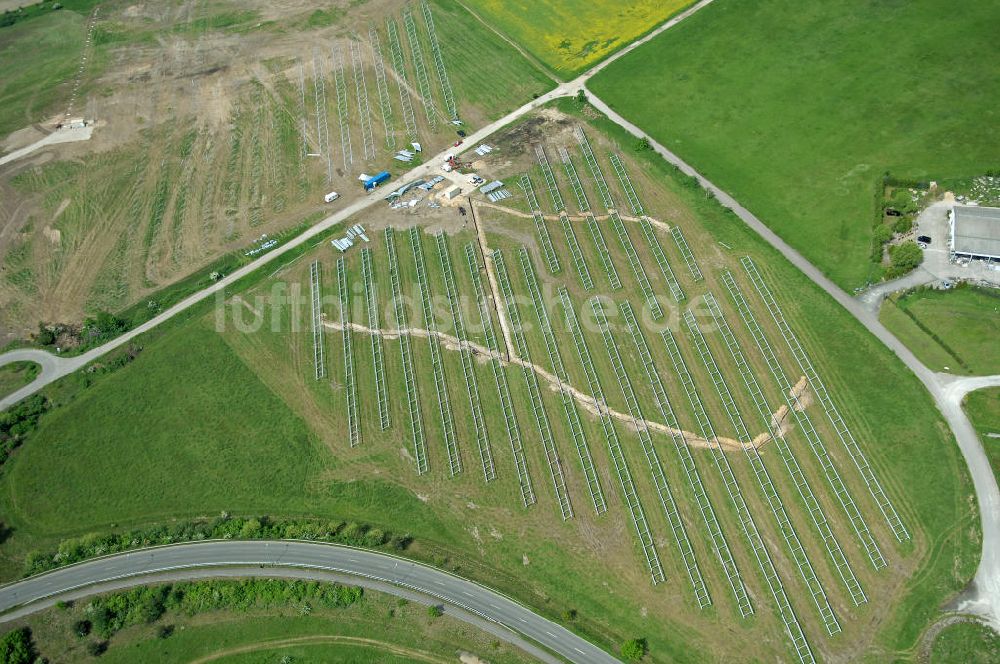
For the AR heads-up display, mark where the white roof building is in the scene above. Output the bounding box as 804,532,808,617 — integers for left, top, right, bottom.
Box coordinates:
951,205,1000,260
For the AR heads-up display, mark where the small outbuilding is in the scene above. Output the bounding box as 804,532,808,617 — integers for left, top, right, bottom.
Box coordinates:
444,185,462,200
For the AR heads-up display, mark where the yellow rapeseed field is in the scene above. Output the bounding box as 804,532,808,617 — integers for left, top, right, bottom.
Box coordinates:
473,0,691,76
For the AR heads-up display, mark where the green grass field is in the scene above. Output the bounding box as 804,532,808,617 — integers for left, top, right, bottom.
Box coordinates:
0,360,37,398
2,321,330,533
963,388,1000,481
6,586,533,663
588,0,1000,289
471,0,691,78
0,320,450,567
0,6,90,138
880,286,1000,375
0,107,981,661
930,620,1000,664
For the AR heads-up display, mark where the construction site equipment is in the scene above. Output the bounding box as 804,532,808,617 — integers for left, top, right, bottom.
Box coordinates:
364,171,391,190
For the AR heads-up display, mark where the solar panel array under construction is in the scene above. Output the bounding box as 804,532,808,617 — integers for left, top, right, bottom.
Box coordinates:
303,127,909,664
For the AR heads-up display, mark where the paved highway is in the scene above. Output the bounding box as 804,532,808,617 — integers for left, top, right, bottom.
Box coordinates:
0,540,620,664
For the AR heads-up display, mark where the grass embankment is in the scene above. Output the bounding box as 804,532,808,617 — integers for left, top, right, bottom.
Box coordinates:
2,583,533,663
0,361,38,398
880,285,1000,374
929,620,1000,664
0,104,981,661
0,320,450,578
588,0,1000,289
470,0,692,78
963,388,1000,481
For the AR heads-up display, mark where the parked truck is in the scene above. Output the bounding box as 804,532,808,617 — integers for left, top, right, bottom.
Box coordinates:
363,171,391,191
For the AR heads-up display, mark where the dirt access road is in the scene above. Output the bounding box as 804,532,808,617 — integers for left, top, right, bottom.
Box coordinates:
2,0,998,636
